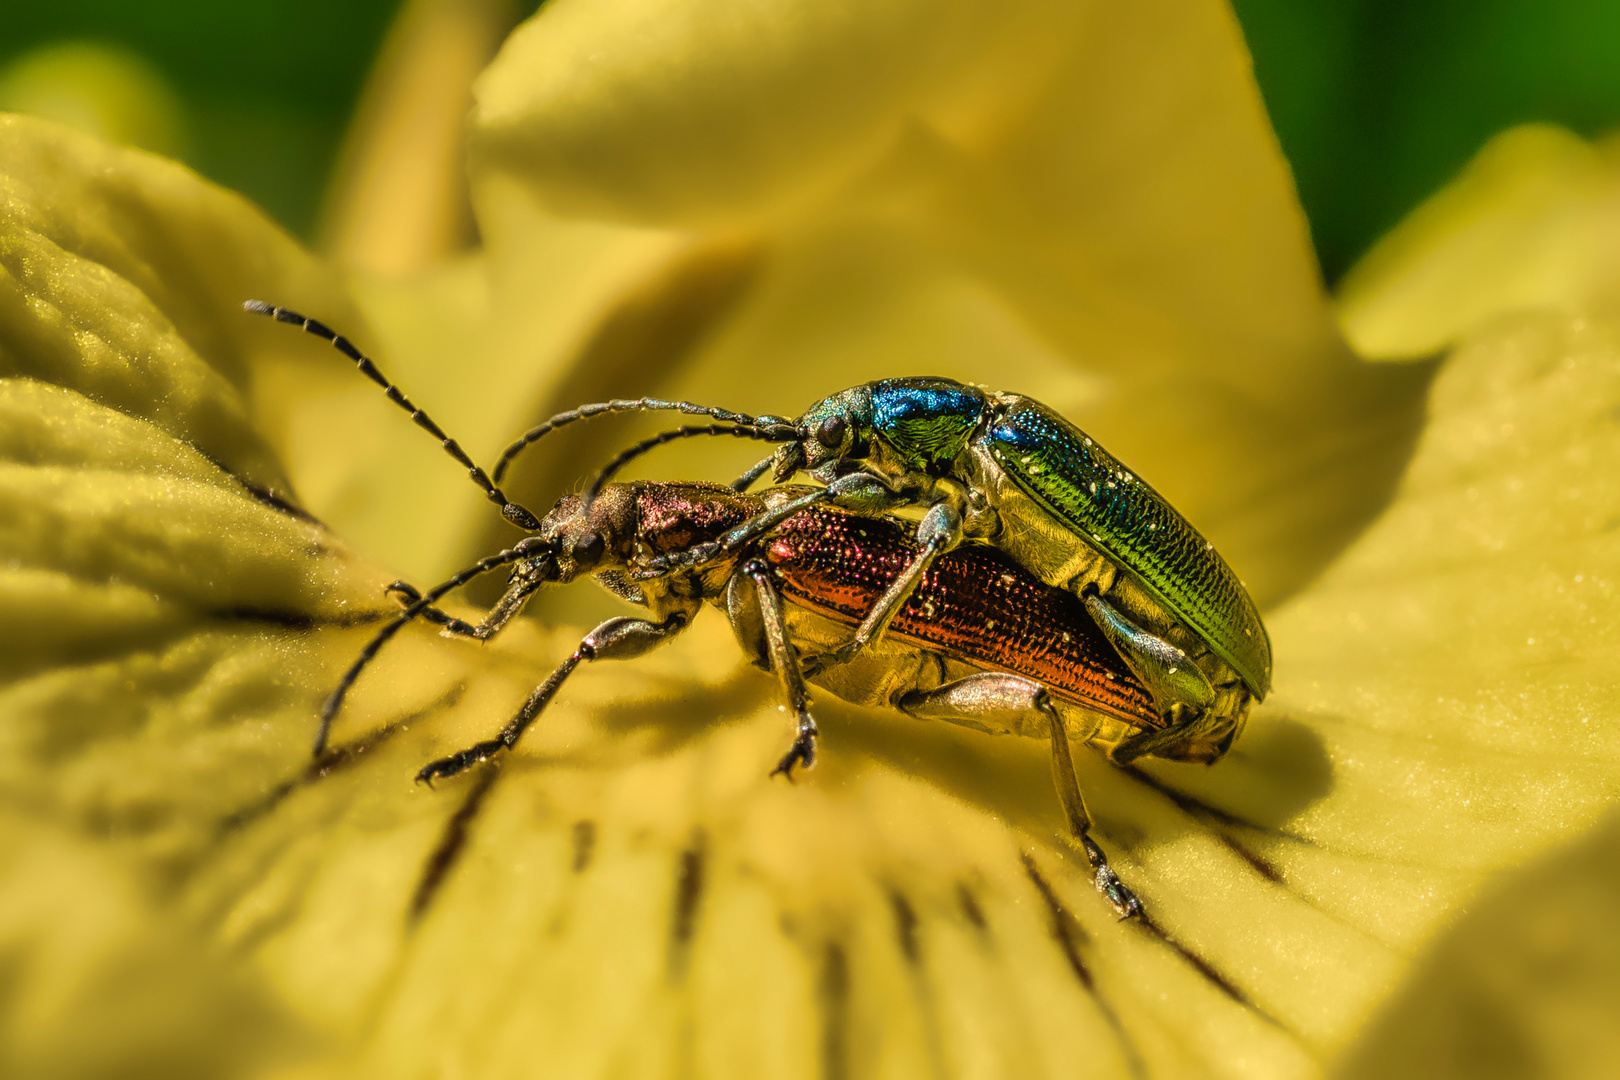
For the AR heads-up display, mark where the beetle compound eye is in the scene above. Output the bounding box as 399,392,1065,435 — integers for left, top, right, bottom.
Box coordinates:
815,415,847,450
572,533,606,565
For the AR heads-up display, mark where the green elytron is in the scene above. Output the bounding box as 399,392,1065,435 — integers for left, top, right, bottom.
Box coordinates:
981,397,1270,697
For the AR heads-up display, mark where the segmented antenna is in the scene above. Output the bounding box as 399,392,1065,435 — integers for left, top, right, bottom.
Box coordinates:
584,423,800,503
315,539,551,755
244,300,541,531
492,399,793,483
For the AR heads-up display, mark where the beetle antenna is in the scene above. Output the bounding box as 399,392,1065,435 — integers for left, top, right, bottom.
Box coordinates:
492,399,792,483
315,538,553,755
584,423,800,504
244,300,542,531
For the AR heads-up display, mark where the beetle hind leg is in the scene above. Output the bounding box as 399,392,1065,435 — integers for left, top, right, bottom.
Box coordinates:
1082,592,1214,712
1108,713,1202,765
1106,692,1244,765
897,674,1142,918
1083,589,1252,765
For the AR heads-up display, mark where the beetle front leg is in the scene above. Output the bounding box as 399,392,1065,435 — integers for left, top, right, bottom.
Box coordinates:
385,581,481,638
387,568,545,642
633,485,831,579
415,612,688,785
731,560,820,778
897,674,1142,919
819,501,964,669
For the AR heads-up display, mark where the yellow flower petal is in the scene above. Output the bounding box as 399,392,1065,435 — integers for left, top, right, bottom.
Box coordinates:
0,113,557,587
320,0,521,275
0,115,402,1072
1341,808,1620,1079
0,806,303,1079
475,0,1057,222
1339,125,1620,360
0,112,367,497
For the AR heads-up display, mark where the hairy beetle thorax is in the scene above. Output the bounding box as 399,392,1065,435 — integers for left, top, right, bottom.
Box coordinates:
630,482,764,613
632,482,761,555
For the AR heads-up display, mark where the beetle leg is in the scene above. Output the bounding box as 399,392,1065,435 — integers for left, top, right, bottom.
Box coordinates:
1108,702,1244,767
387,566,547,642
632,486,831,579
1082,592,1214,721
819,501,964,668
731,453,776,492
897,674,1143,919
415,611,689,785
385,581,481,638
730,560,820,779
1081,592,1230,764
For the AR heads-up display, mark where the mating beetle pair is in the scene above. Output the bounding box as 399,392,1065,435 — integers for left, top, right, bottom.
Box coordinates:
498,376,1271,766
249,301,1272,917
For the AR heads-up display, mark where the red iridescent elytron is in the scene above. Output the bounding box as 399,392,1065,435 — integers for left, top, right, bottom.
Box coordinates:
762,507,1162,730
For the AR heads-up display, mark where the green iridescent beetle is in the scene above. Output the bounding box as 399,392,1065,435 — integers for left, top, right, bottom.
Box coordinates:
502,377,1271,766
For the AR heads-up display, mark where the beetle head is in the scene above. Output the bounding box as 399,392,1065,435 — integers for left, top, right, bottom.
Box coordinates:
1156,705,1250,765
772,385,875,482
528,486,644,584
773,379,985,482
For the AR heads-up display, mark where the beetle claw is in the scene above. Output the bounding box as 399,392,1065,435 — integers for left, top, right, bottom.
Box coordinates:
770,731,817,780
415,740,503,786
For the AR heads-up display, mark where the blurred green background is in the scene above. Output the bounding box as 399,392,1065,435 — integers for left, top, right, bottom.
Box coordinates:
1234,0,1620,281
1,1,402,238
3,0,1619,284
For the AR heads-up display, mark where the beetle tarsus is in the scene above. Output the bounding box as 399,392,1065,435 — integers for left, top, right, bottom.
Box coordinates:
415,739,505,786
770,728,817,780
1095,865,1143,920
1081,834,1142,919
386,580,483,638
